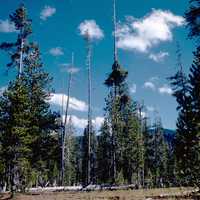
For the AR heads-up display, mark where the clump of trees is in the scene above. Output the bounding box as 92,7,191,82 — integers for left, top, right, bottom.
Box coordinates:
0,4,60,192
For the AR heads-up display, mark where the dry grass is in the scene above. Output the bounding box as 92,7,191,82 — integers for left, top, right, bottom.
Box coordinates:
1,187,199,200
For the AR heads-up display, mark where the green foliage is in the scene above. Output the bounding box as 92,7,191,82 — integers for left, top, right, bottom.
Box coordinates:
186,47,200,186
96,120,112,183
152,119,168,187
169,43,200,187
81,125,97,185
0,4,32,72
0,4,58,190
100,58,144,185
64,117,77,186
185,0,200,39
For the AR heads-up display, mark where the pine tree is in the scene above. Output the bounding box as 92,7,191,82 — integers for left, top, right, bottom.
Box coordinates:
99,0,142,185
81,125,97,185
152,117,168,187
21,43,59,185
185,0,200,39
74,136,83,185
184,0,200,188
186,47,200,186
0,4,32,76
143,117,154,188
0,79,32,191
122,105,141,184
104,60,142,184
0,4,58,190
104,62,127,183
97,119,112,183
168,44,195,186
64,117,77,185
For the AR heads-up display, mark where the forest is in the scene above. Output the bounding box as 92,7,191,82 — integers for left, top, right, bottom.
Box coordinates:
0,0,199,197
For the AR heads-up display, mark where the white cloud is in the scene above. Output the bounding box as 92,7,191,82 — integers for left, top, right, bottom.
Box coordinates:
144,81,156,91
40,6,56,21
49,47,64,56
78,20,104,40
149,51,169,62
130,83,137,94
60,64,80,74
0,19,16,33
158,85,173,95
70,115,87,129
67,67,80,74
49,93,87,112
93,117,104,129
62,115,104,130
116,9,184,52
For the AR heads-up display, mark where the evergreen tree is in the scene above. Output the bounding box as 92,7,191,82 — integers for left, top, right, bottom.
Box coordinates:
151,117,168,187
122,105,141,185
0,4,32,75
0,4,58,190
104,60,142,184
22,43,59,186
64,117,77,185
185,0,200,39
143,117,154,188
74,136,82,185
81,125,97,185
97,119,112,183
186,47,200,186
104,61,127,183
184,0,200,187
168,44,195,186
0,79,32,191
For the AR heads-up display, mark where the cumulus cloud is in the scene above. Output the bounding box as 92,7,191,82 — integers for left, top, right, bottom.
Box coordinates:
158,85,173,95
40,6,56,21
0,19,16,33
78,20,104,40
130,83,137,94
144,81,156,91
60,64,80,74
94,117,104,129
69,115,87,129
49,47,64,56
49,93,88,112
67,67,80,74
116,9,184,52
149,51,169,62
62,115,104,130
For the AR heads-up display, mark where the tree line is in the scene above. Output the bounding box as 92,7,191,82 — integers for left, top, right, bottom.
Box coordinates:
0,1,199,192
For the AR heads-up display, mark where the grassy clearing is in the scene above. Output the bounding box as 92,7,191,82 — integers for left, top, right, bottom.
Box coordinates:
1,187,199,200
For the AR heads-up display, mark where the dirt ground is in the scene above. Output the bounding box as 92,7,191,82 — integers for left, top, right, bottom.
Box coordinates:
0,187,199,200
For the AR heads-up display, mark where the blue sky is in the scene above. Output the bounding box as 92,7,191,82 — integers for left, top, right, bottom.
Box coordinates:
0,0,196,132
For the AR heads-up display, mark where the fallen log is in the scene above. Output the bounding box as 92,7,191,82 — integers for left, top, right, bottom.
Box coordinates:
26,184,136,193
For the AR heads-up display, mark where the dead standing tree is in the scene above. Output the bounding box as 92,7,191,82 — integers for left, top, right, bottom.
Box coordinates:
79,18,104,185
61,53,79,185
